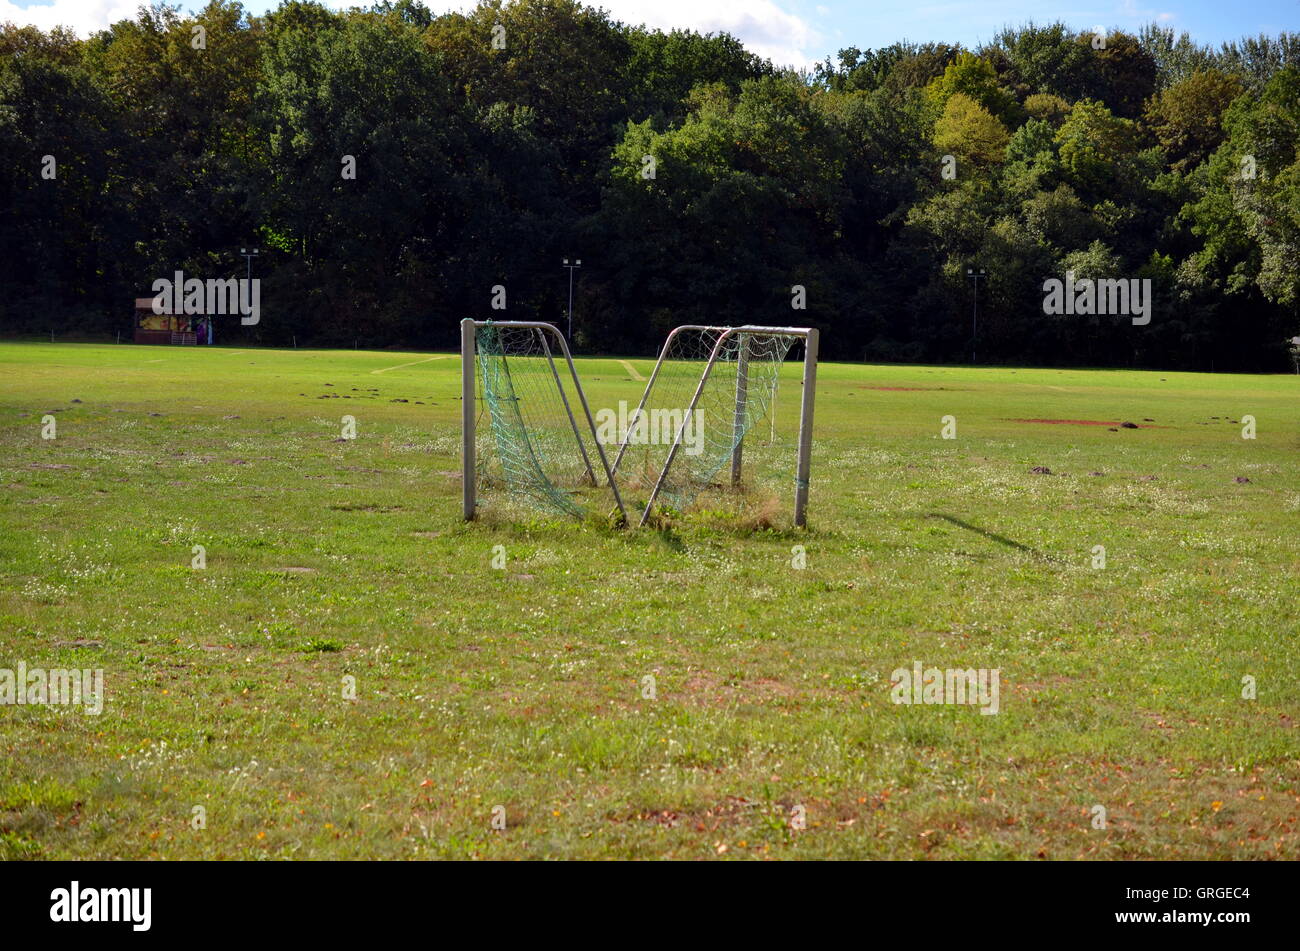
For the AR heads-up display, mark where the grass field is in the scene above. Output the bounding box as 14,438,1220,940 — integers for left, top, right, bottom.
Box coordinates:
1,340,1297,860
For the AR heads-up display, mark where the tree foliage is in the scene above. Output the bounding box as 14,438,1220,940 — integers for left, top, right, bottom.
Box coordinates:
1,3,1295,370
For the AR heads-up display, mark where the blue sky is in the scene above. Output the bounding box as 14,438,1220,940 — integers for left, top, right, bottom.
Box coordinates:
4,0,1297,67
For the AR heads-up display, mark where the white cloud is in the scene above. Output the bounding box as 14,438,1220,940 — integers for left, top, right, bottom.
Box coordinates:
406,0,821,67
597,0,818,67
0,0,140,35
2,0,821,69
1117,0,1177,27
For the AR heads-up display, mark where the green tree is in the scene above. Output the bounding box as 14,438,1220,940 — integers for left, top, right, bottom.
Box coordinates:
924,51,1022,127
1144,70,1244,172
1055,99,1139,194
932,92,1010,168
1181,68,1300,311
0,23,121,330
1089,31,1157,119
594,74,846,349
258,5,471,342
1024,92,1070,125
988,22,1094,100
1021,185,1098,252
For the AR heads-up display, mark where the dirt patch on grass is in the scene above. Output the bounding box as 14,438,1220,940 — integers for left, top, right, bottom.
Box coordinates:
615,794,797,834
1008,418,1168,428
1009,675,1077,697
681,672,800,706
858,385,964,392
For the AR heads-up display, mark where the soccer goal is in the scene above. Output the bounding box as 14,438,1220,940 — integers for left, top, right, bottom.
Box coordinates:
610,324,818,528
460,319,626,523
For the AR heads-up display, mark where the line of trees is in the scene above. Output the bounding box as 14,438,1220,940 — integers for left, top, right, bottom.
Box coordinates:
2,1,1297,369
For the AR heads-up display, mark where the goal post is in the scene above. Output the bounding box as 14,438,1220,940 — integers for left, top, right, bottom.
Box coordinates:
613,324,818,528
730,331,750,487
461,318,626,523
792,326,818,527
461,317,476,520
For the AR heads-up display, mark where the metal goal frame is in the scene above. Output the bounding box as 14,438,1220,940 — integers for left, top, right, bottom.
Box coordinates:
611,324,819,528
460,318,627,523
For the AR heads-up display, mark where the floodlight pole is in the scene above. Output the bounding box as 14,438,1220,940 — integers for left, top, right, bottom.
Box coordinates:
562,258,581,343
240,247,259,284
967,267,985,364
236,247,259,348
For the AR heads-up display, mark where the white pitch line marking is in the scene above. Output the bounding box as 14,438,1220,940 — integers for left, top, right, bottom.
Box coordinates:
618,359,646,381
370,355,451,375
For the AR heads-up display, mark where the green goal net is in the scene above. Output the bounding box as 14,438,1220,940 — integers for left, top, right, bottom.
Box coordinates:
468,321,624,522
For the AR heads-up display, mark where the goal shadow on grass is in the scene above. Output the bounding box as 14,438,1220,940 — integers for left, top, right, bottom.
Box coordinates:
925,513,1063,564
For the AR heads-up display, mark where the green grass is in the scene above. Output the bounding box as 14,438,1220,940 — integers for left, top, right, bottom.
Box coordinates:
1,340,1297,860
